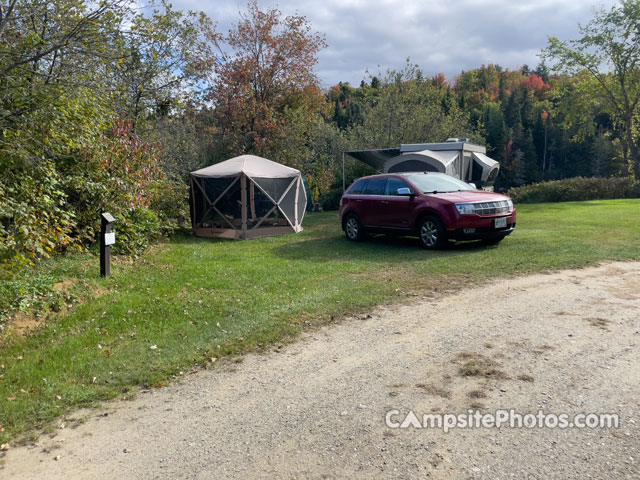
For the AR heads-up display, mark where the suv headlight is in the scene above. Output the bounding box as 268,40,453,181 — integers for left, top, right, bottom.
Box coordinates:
506,199,514,211
455,203,475,214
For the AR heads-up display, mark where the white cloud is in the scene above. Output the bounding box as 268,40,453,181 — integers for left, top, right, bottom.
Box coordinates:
168,0,619,87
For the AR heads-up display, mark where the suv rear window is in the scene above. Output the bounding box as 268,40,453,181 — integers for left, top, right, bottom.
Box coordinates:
348,179,367,194
362,177,386,195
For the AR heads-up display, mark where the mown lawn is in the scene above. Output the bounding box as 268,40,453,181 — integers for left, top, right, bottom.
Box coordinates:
1,199,640,444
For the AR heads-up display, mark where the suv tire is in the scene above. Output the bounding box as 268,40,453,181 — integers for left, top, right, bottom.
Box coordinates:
344,213,365,241
418,215,447,250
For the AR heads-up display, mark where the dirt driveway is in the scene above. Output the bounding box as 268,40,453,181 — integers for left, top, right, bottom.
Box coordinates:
2,262,640,479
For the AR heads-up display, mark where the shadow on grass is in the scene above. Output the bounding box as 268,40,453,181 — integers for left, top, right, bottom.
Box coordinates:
164,224,495,264
270,231,492,262
167,231,235,246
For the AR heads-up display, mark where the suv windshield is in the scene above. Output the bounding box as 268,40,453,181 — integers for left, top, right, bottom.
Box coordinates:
404,173,475,193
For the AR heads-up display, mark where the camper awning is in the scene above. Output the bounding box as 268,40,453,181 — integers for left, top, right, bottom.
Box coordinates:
345,148,401,171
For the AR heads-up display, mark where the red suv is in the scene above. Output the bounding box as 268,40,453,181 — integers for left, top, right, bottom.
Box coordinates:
339,172,516,249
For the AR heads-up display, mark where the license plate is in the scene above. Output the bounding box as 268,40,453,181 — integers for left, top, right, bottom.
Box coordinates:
494,217,507,229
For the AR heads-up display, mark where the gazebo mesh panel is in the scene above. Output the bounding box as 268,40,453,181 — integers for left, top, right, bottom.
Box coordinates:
204,176,235,201
248,184,278,226
296,184,306,222
193,177,241,228
213,179,242,227
280,180,298,224
252,177,294,204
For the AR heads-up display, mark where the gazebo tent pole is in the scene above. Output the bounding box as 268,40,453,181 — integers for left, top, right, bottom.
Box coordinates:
189,176,197,230
250,180,256,220
294,176,300,227
342,151,346,192
241,174,248,239
200,178,208,226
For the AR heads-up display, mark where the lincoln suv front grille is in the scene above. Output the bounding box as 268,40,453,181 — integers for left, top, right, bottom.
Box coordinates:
471,200,512,216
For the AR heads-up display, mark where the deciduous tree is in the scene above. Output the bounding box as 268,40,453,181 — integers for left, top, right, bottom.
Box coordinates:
349,63,477,149
206,0,327,158
544,0,640,177
111,1,213,134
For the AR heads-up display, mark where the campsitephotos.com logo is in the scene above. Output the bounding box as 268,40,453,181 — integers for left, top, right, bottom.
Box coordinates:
385,409,620,433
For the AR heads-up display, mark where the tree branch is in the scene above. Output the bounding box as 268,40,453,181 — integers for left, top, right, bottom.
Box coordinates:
0,0,18,39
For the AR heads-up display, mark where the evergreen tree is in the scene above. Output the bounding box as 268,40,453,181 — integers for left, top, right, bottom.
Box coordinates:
483,103,506,157
504,90,521,127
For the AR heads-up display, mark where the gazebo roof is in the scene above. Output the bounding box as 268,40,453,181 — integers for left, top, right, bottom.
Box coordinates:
191,155,300,179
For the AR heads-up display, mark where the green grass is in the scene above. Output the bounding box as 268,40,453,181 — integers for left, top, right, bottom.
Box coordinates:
2,199,640,444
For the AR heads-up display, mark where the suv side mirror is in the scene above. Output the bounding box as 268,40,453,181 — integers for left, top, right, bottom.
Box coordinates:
397,187,415,197
468,182,477,189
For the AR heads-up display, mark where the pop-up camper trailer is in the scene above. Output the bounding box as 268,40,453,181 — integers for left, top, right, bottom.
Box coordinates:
344,138,500,190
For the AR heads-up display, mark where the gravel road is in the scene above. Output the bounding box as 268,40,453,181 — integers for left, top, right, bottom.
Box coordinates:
2,262,640,479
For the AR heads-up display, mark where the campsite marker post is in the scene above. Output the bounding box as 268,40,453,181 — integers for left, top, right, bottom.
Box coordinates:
100,212,115,277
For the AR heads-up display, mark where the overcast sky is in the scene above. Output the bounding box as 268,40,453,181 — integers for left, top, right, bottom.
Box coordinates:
168,0,618,88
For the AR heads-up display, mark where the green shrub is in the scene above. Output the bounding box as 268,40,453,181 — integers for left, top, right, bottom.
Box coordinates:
149,179,191,234
0,160,79,271
507,177,640,203
319,189,343,211
112,207,161,256
0,270,76,324
316,162,377,211
0,120,188,275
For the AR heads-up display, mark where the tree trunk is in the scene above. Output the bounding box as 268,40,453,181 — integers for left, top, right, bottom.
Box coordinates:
624,117,640,178
633,146,640,179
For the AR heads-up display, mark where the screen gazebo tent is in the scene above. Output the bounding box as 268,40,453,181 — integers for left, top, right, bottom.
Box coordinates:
190,155,307,239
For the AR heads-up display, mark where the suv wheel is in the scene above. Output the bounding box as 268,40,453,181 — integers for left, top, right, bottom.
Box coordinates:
344,214,364,241
418,216,446,249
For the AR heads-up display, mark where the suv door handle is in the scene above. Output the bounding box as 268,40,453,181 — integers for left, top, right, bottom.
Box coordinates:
381,200,389,204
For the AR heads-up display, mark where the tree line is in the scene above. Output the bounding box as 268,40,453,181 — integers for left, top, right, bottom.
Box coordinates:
2,0,639,273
